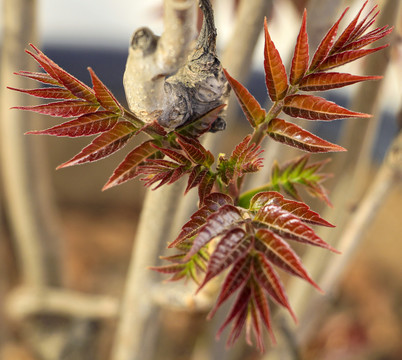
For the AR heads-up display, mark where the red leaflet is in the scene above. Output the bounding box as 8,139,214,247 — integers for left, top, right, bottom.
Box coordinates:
14,70,61,86
137,120,167,138
152,145,190,166
253,252,295,321
263,18,288,101
26,111,119,137
197,170,217,205
342,26,393,51
176,134,214,166
283,94,371,120
57,121,137,169
8,87,77,100
223,69,266,127
330,1,368,54
299,72,381,91
217,285,251,342
185,165,204,194
247,296,264,351
249,191,334,227
309,8,348,71
290,9,309,85
318,45,388,71
203,192,234,209
267,117,345,153
348,6,379,42
250,279,275,346
255,229,322,291
169,192,233,248
208,255,252,319
198,228,249,291
103,140,159,190
253,204,338,252
137,157,190,190
88,67,122,112
27,44,97,103
149,263,186,276
13,100,100,118
185,204,244,260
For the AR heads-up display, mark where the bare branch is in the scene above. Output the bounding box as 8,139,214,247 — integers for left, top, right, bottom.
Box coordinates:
5,286,118,320
123,0,197,121
0,0,62,287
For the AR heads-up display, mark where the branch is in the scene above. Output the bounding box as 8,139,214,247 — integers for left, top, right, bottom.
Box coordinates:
5,286,118,320
123,0,197,122
294,127,402,346
0,0,62,287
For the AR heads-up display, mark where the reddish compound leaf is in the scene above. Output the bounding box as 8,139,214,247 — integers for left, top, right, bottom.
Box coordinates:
14,70,62,86
103,140,159,190
255,229,322,291
88,67,122,112
198,228,250,291
290,9,309,85
223,68,266,127
7,86,78,100
26,111,119,137
308,8,348,71
219,135,264,185
283,94,371,120
169,192,233,248
185,204,244,260
57,121,137,168
253,204,338,252
267,117,345,153
249,191,334,227
318,45,389,71
299,72,381,91
208,255,252,319
253,251,296,321
27,44,97,103
263,18,288,101
13,100,100,118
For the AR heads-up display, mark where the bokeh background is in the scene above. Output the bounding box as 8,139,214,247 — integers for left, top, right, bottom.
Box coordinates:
1,0,401,359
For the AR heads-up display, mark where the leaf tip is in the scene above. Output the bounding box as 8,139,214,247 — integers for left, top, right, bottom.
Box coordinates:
56,162,70,170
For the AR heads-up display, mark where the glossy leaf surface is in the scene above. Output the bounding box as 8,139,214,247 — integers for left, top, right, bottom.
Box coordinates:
26,111,119,137
267,118,345,153
290,10,309,85
223,69,265,127
57,121,137,168
263,18,288,101
283,95,371,120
